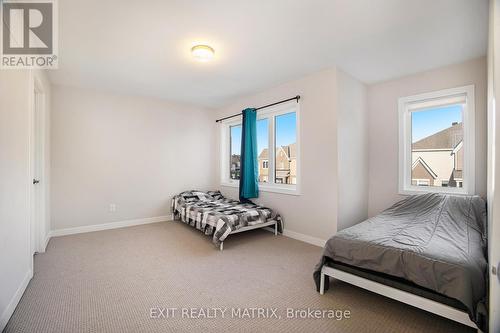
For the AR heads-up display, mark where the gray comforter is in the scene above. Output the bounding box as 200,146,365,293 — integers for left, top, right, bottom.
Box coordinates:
314,193,487,328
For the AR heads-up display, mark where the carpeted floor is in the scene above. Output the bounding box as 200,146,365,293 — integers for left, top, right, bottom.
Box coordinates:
4,221,474,333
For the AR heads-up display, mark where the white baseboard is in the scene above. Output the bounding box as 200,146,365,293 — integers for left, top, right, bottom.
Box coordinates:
283,229,326,247
49,215,171,238
0,269,33,331
263,227,326,247
48,216,325,247
43,232,51,251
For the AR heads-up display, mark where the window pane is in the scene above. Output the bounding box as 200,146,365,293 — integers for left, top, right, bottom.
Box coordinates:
411,104,463,188
257,119,269,183
275,112,297,185
230,125,241,180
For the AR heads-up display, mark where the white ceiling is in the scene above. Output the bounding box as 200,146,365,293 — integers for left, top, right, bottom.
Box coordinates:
49,0,489,108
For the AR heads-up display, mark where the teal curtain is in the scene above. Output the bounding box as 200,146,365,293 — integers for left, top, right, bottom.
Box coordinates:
239,108,259,201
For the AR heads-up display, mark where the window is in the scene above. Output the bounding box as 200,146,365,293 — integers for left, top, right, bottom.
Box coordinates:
275,112,297,185
399,85,475,195
230,125,241,180
220,101,300,195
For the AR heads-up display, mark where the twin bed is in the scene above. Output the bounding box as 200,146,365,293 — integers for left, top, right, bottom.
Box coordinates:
171,190,282,250
314,193,488,331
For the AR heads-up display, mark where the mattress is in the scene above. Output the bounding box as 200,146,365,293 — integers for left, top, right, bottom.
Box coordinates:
326,260,468,311
171,190,281,245
314,193,488,329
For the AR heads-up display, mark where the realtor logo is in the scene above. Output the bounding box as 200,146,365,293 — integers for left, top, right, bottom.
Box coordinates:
1,0,58,69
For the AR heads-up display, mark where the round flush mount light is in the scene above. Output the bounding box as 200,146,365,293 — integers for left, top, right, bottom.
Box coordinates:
191,44,215,62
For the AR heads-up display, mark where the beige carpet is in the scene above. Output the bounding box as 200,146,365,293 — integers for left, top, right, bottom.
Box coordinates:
4,221,473,333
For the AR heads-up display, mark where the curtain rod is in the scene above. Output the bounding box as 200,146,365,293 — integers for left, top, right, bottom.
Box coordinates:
215,95,300,123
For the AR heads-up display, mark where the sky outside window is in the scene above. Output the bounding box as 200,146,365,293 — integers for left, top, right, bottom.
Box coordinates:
230,125,242,155
275,112,296,147
411,105,462,142
231,113,296,155
257,119,269,155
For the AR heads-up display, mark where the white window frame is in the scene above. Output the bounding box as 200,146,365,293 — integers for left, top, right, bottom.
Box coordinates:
398,85,475,195
220,101,300,195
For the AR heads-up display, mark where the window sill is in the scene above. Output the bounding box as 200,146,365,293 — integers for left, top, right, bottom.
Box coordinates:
220,182,301,196
399,186,471,196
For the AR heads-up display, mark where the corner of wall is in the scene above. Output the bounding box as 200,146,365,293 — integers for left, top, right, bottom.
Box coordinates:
336,69,369,230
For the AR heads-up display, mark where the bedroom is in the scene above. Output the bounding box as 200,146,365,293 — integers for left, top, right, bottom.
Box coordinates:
0,0,499,332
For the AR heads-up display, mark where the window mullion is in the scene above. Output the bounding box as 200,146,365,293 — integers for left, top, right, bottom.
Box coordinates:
223,124,229,183
269,115,275,185
229,126,233,182
406,108,412,189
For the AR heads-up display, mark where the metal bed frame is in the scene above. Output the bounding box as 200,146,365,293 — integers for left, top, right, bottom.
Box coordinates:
171,213,278,251
219,219,278,251
319,265,478,330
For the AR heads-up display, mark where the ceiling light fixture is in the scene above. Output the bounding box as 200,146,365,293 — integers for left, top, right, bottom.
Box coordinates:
191,44,215,62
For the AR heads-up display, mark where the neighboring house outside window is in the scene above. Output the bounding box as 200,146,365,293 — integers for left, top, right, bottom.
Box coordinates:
399,85,475,195
259,152,270,183
411,122,463,187
414,179,430,186
230,155,240,180
259,144,297,185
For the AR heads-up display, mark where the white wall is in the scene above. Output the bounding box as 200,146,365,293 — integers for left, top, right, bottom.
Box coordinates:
214,69,338,244
487,1,500,331
0,69,51,330
50,85,215,230
0,70,31,330
337,69,368,230
367,57,487,216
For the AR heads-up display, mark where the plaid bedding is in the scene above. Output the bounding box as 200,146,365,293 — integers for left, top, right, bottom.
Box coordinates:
171,190,282,245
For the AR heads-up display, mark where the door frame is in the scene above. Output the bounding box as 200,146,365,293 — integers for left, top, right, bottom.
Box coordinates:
488,1,500,332
28,71,48,264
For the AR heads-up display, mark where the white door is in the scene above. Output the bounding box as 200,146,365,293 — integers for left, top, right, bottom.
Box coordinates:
30,77,46,258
